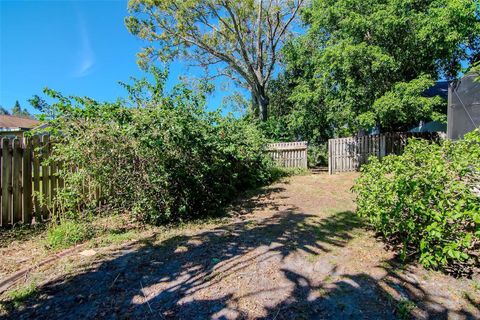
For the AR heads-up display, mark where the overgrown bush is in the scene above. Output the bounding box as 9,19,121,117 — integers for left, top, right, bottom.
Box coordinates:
353,130,480,272
35,75,276,225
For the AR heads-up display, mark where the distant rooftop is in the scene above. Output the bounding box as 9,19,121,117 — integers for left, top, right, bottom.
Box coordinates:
0,115,40,130
423,80,449,99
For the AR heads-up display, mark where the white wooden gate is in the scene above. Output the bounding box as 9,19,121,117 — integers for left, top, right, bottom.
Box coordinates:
267,141,308,168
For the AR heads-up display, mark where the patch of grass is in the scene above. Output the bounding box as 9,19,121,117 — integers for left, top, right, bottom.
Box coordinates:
317,287,328,296
268,166,309,181
46,220,93,250
7,282,37,309
323,274,334,283
471,280,480,292
91,230,138,247
397,298,416,319
307,253,318,263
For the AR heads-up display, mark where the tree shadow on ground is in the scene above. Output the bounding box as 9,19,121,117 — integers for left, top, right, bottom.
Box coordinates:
1,186,477,320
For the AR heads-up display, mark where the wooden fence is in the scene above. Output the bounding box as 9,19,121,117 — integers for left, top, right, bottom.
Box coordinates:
267,141,308,168
0,136,59,227
328,132,440,174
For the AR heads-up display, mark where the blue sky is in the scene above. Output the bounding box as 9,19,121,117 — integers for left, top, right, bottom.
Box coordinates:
0,0,233,115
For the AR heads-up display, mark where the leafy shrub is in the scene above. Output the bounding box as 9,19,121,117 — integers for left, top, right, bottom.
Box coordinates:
46,220,93,250
353,130,480,272
35,73,276,225
307,143,328,167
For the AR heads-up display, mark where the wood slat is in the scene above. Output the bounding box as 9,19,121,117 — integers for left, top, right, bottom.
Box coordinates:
12,138,22,224
22,138,33,223
1,138,11,225
32,136,41,220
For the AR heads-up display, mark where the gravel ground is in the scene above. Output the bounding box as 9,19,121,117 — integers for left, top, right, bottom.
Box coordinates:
1,173,479,319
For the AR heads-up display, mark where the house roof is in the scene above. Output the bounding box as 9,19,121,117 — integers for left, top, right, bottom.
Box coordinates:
0,115,40,130
409,120,447,133
423,80,449,99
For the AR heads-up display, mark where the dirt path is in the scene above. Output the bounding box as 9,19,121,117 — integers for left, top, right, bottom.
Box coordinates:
1,174,479,319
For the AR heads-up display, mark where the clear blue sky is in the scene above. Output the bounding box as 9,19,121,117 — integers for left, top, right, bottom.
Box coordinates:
0,0,233,115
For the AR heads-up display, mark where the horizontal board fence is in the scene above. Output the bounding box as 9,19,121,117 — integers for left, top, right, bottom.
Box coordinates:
0,136,62,227
266,141,308,168
328,132,440,174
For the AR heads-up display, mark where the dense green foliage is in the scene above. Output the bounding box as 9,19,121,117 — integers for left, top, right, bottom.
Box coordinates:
353,130,480,271
264,0,479,148
37,72,276,224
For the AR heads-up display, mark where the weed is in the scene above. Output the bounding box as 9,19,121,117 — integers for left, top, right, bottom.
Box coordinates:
95,230,137,246
471,280,480,292
46,220,93,250
307,253,318,263
323,274,333,283
7,282,37,309
317,287,327,296
397,298,416,319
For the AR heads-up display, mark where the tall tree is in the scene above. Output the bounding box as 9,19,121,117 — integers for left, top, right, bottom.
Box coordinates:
125,0,305,121
11,100,22,116
11,100,33,118
0,105,9,115
270,0,479,135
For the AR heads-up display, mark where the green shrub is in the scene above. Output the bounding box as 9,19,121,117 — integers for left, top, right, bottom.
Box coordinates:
46,220,93,250
308,143,328,167
353,130,480,271
35,73,276,225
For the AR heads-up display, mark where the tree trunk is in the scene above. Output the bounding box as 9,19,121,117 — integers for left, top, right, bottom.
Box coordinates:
251,91,259,116
258,94,268,121
254,85,269,121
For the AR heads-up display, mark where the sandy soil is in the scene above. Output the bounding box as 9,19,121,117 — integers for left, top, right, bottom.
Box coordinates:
1,173,479,319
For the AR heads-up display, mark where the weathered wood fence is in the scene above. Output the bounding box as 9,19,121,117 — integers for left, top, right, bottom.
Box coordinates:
267,141,308,168
328,132,440,174
0,136,59,227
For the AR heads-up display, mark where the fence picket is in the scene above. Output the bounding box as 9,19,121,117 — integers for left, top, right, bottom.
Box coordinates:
32,136,41,220
1,138,11,225
12,139,22,224
22,138,33,223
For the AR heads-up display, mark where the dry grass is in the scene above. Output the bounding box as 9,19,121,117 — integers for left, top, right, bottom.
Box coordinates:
1,173,479,319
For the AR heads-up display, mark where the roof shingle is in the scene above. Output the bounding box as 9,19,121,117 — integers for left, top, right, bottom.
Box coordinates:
0,115,40,129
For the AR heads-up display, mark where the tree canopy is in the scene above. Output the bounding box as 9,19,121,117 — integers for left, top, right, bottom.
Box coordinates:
267,0,479,141
125,0,305,121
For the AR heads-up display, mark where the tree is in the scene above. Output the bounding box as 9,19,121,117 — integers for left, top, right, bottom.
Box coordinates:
271,0,479,134
125,0,305,121
0,105,9,115
11,100,34,119
11,100,22,116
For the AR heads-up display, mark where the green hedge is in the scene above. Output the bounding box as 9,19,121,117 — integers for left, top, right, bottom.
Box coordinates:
353,130,480,271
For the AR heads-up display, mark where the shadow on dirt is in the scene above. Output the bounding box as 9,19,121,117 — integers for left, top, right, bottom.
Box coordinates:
1,186,477,320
